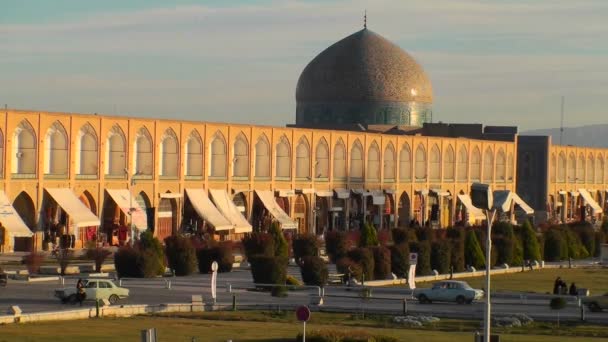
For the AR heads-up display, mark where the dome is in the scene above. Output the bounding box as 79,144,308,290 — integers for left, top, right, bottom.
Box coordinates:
295,28,433,127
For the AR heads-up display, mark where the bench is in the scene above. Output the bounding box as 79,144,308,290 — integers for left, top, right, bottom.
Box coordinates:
328,273,344,285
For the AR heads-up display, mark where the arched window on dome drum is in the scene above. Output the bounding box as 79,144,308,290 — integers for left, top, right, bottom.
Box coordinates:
160,129,179,178
577,153,585,183
483,147,494,183
185,130,203,177
12,120,37,175
134,127,153,176
210,132,227,178
350,141,363,181
586,154,594,184
255,135,270,179
367,142,380,181
45,121,69,176
296,137,311,179
384,144,395,181
106,125,126,177
333,139,346,180
457,146,468,182
471,147,481,181
315,139,329,180
557,152,566,182
429,145,440,181
596,155,603,184
275,137,291,179
568,152,576,182
549,153,556,183
496,149,506,182
399,143,411,181
415,144,426,181
233,134,249,178
507,152,514,181
443,145,455,181
78,123,98,177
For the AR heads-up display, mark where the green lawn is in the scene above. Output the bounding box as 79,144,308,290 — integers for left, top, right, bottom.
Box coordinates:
1,311,607,342
414,267,608,295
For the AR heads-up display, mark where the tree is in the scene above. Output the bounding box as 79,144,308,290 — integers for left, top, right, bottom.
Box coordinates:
372,246,391,280
164,235,197,276
359,222,379,248
520,221,541,262
325,231,350,263
430,241,451,274
464,229,486,269
544,229,567,261
348,248,374,281
389,243,409,278
269,222,288,258
292,234,319,262
299,256,328,287
410,241,432,276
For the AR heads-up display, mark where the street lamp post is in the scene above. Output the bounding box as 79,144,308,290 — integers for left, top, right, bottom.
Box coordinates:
126,168,136,246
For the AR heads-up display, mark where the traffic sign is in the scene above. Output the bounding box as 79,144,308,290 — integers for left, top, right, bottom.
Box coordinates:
295,305,311,322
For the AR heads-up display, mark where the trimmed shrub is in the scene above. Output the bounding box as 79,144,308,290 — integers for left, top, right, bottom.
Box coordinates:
563,227,589,259
410,240,432,276
249,256,288,288
293,234,319,262
575,225,596,258
85,247,112,273
521,221,541,262
372,246,392,280
450,238,465,272
493,221,514,238
137,231,166,276
391,227,409,245
114,246,143,278
359,222,379,247
464,229,486,269
296,329,398,342
164,235,197,276
243,232,275,259
197,242,235,274
299,256,329,287
416,227,435,242
269,222,289,258
348,248,374,281
494,238,514,266
430,241,451,274
594,231,605,257
389,243,409,278
512,237,524,266
336,257,363,282
325,231,349,263
544,229,567,261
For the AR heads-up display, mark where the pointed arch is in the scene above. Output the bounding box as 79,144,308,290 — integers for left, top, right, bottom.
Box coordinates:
367,141,380,181
233,133,249,178
577,152,585,182
160,128,179,178
399,143,412,181
443,145,455,181
44,121,68,175
350,139,364,180
12,120,37,175
384,143,396,181
414,144,426,180
185,130,203,177
507,152,514,181
483,147,494,183
596,154,603,184
106,124,126,177
134,127,153,176
558,151,566,182
471,147,481,181
457,145,468,182
429,144,440,181
496,148,506,182
296,136,311,179
333,138,346,180
76,123,98,176
275,135,291,179
254,134,270,179
209,131,227,178
549,153,556,183
315,138,329,179
587,153,594,183
0,129,4,177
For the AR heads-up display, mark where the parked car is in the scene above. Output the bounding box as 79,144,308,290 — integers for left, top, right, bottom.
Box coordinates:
581,292,608,312
416,280,484,304
54,279,129,305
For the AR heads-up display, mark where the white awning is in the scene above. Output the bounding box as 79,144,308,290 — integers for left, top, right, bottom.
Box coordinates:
558,190,567,195
316,190,333,197
208,189,252,233
578,189,603,214
457,194,485,220
430,189,450,197
160,192,182,199
352,189,372,196
45,188,100,228
570,191,580,197
371,190,385,205
415,189,430,196
334,189,350,199
255,190,297,229
277,189,295,197
299,188,315,194
0,191,33,237
185,189,232,231
105,189,148,231
511,193,535,215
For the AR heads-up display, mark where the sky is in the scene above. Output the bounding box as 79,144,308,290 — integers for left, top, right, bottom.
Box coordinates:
1,0,608,131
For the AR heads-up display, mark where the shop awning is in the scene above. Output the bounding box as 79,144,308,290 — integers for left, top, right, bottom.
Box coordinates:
255,190,297,229
511,193,535,215
334,189,350,199
492,190,513,212
578,189,603,214
352,189,372,196
316,190,333,197
0,191,33,237
457,194,485,220
570,191,580,197
430,189,450,197
276,189,295,197
558,190,567,195
160,192,182,199
415,189,430,196
185,189,232,231
105,189,148,231
208,189,252,233
45,188,100,228
298,188,315,194
371,190,385,205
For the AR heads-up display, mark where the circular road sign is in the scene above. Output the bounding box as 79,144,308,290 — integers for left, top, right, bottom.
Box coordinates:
211,261,218,272
295,305,311,322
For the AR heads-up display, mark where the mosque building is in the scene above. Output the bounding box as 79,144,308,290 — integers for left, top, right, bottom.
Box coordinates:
0,25,606,252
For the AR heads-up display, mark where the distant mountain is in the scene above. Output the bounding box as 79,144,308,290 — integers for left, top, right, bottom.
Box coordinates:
523,124,608,148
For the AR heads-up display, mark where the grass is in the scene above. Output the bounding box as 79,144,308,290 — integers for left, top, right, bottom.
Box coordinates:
1,311,607,342
413,267,608,295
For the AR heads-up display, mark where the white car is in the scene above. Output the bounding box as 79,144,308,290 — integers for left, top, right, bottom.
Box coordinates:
416,280,484,304
55,279,129,305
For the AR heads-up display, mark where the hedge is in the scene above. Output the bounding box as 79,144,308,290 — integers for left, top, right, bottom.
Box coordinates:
293,234,319,262
296,329,398,342
521,221,541,262
249,255,288,288
544,229,567,261
336,257,363,282
494,237,514,266
391,227,408,245
372,246,391,280
196,242,235,273
299,256,328,287
389,243,409,278
359,222,379,247
450,238,465,272
164,235,197,276
430,240,451,274
409,240,432,276
324,231,350,263
348,247,375,281
464,229,486,269
243,232,275,259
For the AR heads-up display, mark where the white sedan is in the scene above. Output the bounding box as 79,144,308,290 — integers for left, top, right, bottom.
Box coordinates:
416,280,484,304
55,279,129,305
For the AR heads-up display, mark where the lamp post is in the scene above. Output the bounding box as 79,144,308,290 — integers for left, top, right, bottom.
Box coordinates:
126,169,136,246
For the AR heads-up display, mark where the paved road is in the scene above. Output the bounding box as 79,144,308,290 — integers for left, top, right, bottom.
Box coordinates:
1,268,606,324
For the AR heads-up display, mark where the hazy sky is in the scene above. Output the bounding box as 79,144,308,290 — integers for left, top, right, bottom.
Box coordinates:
2,0,607,130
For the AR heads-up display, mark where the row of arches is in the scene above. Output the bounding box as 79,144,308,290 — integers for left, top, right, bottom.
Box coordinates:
551,151,608,184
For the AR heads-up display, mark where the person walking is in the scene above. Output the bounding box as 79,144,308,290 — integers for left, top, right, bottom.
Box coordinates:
76,278,86,306
569,282,578,296
553,277,562,295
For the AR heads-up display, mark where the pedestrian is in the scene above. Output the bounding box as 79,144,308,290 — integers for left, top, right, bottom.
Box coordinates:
553,277,561,295
569,282,578,296
76,278,86,306
559,279,568,295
